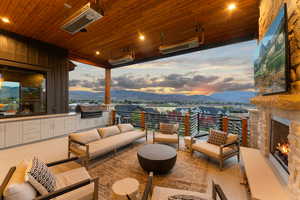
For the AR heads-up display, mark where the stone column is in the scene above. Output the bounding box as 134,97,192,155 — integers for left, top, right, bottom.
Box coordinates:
249,109,259,148
288,121,300,199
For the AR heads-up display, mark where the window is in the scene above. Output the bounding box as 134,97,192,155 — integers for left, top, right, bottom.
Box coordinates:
0,66,46,117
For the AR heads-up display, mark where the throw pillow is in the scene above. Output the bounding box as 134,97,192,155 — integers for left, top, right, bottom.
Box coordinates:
160,123,178,134
25,157,56,195
207,129,228,146
118,124,134,132
97,126,121,138
4,160,37,200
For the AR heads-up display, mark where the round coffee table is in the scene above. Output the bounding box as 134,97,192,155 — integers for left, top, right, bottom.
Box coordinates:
137,144,177,174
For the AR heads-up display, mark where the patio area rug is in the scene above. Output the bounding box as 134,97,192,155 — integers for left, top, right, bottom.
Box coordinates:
88,142,209,199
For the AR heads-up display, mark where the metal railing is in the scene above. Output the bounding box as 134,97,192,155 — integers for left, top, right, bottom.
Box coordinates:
113,110,249,146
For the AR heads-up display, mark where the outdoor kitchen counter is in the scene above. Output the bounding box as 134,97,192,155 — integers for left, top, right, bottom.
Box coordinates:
0,112,77,123
0,111,110,149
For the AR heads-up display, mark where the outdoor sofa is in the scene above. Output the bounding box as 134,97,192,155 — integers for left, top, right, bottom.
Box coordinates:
68,124,147,167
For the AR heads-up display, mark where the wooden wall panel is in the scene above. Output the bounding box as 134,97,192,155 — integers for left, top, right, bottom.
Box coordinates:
0,30,69,114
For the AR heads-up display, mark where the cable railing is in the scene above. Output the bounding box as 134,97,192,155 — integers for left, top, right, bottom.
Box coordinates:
113,110,249,146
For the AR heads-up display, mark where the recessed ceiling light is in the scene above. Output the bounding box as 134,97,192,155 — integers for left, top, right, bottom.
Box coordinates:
95,51,100,55
228,3,237,11
1,17,10,23
139,34,145,41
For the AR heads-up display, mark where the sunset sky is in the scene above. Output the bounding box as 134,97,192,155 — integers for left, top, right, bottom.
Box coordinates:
69,40,257,95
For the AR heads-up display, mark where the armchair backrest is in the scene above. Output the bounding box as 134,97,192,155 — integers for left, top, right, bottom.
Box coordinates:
141,172,153,200
159,123,179,134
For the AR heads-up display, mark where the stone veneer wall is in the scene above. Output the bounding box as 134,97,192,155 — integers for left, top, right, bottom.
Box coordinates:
259,0,300,93
257,0,300,199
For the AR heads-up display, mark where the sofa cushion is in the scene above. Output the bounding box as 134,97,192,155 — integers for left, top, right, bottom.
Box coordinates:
192,141,235,159
55,167,94,200
159,123,179,134
4,160,37,200
151,186,210,200
98,126,120,138
70,129,100,144
118,124,134,132
225,134,238,144
25,157,56,195
87,130,145,158
207,129,227,146
154,133,178,143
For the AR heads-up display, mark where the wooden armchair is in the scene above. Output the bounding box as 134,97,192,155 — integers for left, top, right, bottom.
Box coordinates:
141,172,228,200
153,123,180,149
190,131,240,170
0,157,99,200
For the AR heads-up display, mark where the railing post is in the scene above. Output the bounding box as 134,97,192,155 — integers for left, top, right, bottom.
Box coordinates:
241,118,248,146
141,111,146,130
197,112,200,134
222,116,228,132
184,113,190,136
111,110,116,125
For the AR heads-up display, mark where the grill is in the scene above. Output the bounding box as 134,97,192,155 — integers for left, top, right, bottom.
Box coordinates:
75,105,103,118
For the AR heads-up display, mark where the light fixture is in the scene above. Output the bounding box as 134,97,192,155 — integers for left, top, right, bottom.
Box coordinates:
228,3,237,11
139,34,145,41
1,17,10,23
95,51,100,55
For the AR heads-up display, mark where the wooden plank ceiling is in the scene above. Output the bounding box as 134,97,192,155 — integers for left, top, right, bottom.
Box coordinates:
0,0,259,68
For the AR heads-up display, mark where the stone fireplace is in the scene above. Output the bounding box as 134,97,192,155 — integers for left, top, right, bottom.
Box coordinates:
249,0,300,199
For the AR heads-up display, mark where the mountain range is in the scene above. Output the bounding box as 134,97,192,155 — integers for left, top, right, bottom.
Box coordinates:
69,90,256,103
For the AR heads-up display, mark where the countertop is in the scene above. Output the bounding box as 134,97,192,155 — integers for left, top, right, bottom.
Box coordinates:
0,112,78,123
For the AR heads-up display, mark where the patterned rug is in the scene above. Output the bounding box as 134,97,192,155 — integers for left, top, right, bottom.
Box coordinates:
88,142,209,199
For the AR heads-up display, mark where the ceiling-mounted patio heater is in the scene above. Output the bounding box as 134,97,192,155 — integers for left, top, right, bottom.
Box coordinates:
61,1,103,34
108,54,135,66
159,25,205,55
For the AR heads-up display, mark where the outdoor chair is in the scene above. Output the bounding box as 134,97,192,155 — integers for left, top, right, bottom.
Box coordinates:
153,123,180,149
141,172,228,200
0,157,99,200
190,129,240,170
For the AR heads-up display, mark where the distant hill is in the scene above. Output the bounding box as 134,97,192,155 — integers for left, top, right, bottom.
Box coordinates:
210,91,256,103
69,90,216,103
69,90,256,103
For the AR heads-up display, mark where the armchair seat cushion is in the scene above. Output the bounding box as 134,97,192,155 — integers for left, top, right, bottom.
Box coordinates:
55,167,94,200
154,133,178,143
151,186,210,200
191,141,235,159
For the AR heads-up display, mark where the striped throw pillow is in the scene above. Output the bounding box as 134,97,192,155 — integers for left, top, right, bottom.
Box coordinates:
25,157,56,195
207,129,228,146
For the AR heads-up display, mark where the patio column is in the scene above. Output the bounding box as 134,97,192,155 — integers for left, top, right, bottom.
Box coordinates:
104,68,111,105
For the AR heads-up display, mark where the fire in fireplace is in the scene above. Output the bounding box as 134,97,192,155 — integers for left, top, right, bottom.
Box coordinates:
270,117,290,174
275,142,290,167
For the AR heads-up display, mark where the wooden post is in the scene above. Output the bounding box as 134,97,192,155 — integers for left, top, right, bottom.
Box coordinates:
241,118,248,146
111,110,116,125
184,113,190,136
222,117,228,132
141,111,146,130
104,68,111,105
